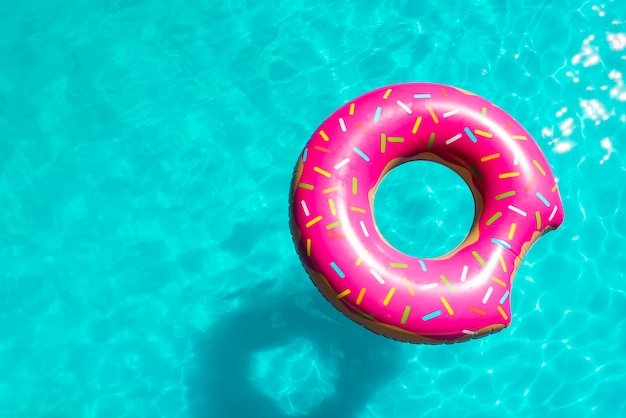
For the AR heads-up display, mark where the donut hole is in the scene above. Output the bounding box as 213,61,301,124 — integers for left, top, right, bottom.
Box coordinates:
373,160,475,259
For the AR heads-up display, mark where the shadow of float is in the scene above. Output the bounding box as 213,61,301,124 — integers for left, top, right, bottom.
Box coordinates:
187,284,405,418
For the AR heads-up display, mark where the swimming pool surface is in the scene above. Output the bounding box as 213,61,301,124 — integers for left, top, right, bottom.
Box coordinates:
1,0,625,416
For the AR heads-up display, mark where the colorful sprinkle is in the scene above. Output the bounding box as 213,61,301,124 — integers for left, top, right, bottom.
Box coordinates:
401,306,411,324
491,238,511,249
418,260,427,271
427,132,435,149
314,146,330,153
422,310,442,321
306,238,311,256
381,133,387,153
536,192,550,207
397,100,412,114
326,220,341,230
460,265,468,282
300,200,310,216
440,296,454,315
446,133,462,145
472,251,486,266
319,130,329,141
499,254,507,273
481,107,487,116
464,127,478,143
326,232,346,238
440,274,454,291
482,286,493,304
428,107,439,124
474,129,493,138
330,261,345,278
500,290,510,304
495,191,516,200
374,106,382,122
349,103,355,115
441,88,449,98
463,329,479,336
352,146,370,162
350,206,366,213
420,283,438,290
353,122,371,132
302,147,308,162
403,278,415,296
497,305,509,320
469,306,486,316
499,172,520,179
414,93,431,99
412,116,422,134
356,288,366,305
481,153,500,162
508,205,528,217
336,289,351,299
322,185,341,194
536,211,541,229
390,262,408,268
533,159,546,176
491,276,507,287
306,215,322,228
314,166,331,178
383,88,392,99
511,135,527,140
339,117,347,132
549,206,558,221
551,184,558,193
508,223,517,240
470,165,483,179
383,287,396,306
370,269,384,284
334,158,350,169
359,220,369,237
352,177,358,194
298,183,314,190
486,211,502,226
443,109,459,118
388,136,404,143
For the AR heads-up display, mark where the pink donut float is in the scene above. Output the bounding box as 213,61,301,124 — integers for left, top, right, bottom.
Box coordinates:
289,83,564,344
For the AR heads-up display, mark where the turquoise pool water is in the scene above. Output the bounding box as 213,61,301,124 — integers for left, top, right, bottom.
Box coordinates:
1,0,625,416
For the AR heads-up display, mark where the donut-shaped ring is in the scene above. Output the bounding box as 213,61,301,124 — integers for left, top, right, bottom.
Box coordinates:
289,83,564,344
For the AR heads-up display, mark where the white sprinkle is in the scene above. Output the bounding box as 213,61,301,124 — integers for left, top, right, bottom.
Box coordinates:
514,153,520,165
339,117,347,132
462,330,478,336
360,220,369,237
482,286,494,304
446,133,462,145
396,100,412,114
419,283,438,290
300,200,310,216
334,158,350,169
443,109,460,118
460,265,468,282
370,269,385,284
508,205,528,217
548,206,558,221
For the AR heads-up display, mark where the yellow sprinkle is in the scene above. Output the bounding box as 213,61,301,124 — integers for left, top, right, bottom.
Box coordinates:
499,254,507,273
497,305,509,320
491,276,507,287
349,206,366,213
412,116,422,134
508,223,517,240
474,129,493,138
481,153,500,162
336,289,351,299
551,184,558,193
349,103,355,115
314,166,331,178
328,199,337,216
355,257,363,266
306,238,311,256
499,172,520,179
533,159,546,176
319,130,329,141
356,288,366,305
322,185,341,194
511,135,527,140
440,296,454,315
428,107,439,124
305,215,322,228
383,287,396,306
383,88,392,99
403,278,415,296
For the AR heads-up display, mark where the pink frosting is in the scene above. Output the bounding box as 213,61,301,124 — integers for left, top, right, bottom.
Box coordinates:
290,83,564,343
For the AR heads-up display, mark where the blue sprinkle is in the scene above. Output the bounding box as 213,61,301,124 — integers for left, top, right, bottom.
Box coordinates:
302,147,308,162
352,147,370,162
419,260,427,272
464,127,478,143
330,261,345,278
422,310,442,321
491,238,511,249
413,94,431,99
374,106,382,123
536,192,550,207
500,290,510,304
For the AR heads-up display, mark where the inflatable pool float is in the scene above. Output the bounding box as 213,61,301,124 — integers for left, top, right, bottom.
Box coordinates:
289,83,564,344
